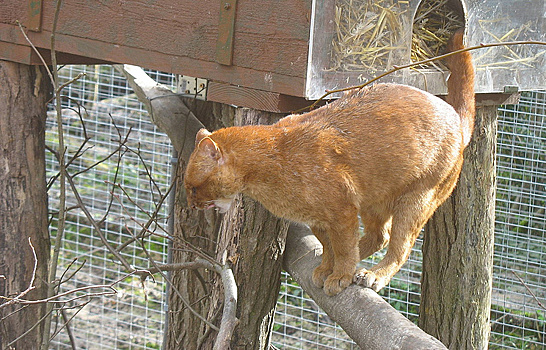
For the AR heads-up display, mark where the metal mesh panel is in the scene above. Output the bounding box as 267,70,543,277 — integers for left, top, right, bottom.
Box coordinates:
491,91,546,349
45,65,546,349
47,65,174,349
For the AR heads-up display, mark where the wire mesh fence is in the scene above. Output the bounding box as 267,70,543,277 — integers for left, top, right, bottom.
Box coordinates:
45,65,545,349
47,66,175,349
491,91,546,349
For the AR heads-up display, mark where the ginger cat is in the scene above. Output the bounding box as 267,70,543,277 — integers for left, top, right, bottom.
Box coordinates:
184,30,475,296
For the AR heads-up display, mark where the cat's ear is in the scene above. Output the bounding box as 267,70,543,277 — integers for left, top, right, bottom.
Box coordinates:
198,136,223,163
195,128,212,147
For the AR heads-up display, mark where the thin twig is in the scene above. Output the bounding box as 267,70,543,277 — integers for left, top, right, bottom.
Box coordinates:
142,260,216,275
511,270,546,311
108,179,174,239
0,284,116,305
123,211,221,332
53,301,90,348
0,238,38,310
6,305,56,348
64,169,134,271
41,1,67,348
124,144,164,198
58,258,86,286
15,20,54,86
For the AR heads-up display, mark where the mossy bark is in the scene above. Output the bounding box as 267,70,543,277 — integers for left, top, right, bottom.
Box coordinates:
0,61,51,349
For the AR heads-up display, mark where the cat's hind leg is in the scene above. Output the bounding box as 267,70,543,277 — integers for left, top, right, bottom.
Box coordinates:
355,189,437,292
358,210,392,260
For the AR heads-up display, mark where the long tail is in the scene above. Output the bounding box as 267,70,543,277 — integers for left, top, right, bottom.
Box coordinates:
445,29,475,147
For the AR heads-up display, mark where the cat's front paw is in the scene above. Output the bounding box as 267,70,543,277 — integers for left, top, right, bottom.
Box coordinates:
354,269,390,292
323,273,353,296
312,265,332,288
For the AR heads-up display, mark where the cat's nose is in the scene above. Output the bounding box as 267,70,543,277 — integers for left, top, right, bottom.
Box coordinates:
188,199,196,209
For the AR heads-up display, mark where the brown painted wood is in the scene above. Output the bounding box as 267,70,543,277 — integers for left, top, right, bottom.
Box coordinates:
208,81,316,113
0,41,113,65
0,0,311,97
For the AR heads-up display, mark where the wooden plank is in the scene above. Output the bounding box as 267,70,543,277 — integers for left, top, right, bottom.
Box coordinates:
475,92,520,106
3,1,310,77
0,3,26,26
0,23,306,97
208,81,314,113
0,40,114,66
0,41,34,65
0,0,311,97
216,0,237,65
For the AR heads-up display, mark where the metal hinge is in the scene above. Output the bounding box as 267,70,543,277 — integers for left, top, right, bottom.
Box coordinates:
216,0,237,65
177,75,208,100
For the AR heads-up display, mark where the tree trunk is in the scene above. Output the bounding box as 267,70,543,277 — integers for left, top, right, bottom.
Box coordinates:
420,106,497,349
165,105,288,349
0,61,51,349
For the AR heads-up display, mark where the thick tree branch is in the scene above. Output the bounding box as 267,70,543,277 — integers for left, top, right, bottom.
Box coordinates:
115,64,204,159
121,66,239,348
283,223,447,350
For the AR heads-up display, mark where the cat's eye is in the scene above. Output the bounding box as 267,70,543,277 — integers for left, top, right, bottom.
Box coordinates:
191,187,197,196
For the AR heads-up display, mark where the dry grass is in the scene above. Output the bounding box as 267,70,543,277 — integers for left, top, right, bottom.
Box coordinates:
411,0,464,69
330,0,464,72
330,0,407,73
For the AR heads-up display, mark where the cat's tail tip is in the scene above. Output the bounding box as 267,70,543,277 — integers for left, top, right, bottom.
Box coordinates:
446,28,475,148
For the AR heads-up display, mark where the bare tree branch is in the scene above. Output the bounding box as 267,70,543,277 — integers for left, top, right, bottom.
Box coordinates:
0,238,38,310
511,270,546,311
115,64,204,158
120,65,242,347
212,265,239,350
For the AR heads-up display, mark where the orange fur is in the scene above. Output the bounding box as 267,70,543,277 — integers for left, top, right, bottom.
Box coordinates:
184,30,475,295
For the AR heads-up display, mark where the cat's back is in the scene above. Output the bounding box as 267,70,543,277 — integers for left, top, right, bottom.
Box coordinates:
274,83,465,195
279,83,459,131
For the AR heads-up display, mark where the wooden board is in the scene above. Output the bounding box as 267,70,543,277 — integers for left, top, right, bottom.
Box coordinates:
208,81,318,113
0,0,311,99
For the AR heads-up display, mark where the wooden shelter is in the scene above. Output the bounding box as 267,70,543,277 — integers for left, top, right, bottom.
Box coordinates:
1,0,544,112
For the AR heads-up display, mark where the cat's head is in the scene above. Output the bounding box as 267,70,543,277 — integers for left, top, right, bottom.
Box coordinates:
184,128,240,213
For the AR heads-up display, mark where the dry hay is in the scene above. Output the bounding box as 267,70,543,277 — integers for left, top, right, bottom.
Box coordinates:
411,0,464,69
329,0,464,73
329,0,407,73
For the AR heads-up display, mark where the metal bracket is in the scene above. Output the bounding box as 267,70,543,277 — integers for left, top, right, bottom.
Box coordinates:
27,0,43,32
503,85,519,94
216,0,237,65
177,75,208,100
